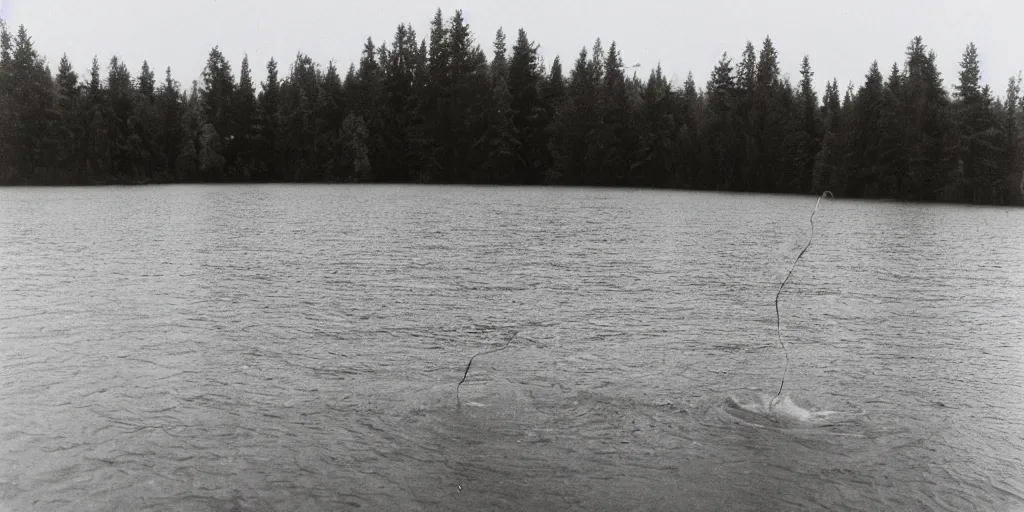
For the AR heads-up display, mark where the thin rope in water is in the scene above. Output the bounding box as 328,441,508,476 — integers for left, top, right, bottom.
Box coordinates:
456,331,518,404
770,191,833,412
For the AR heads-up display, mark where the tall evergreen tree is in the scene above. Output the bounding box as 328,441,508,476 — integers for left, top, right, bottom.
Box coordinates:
156,67,183,179
232,54,257,179
550,46,600,185
138,60,156,100
508,28,545,184
900,36,950,200
1004,75,1022,203
50,55,82,178
199,46,235,179
257,57,281,180
379,24,420,182
792,55,820,192
475,27,518,183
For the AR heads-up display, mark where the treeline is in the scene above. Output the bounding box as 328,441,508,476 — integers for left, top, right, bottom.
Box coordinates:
1,11,1022,204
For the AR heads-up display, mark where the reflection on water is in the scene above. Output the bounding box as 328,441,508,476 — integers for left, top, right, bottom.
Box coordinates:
1,185,1023,511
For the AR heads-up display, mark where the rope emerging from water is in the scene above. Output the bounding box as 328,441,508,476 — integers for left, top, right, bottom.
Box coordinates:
456,330,518,404
770,191,833,412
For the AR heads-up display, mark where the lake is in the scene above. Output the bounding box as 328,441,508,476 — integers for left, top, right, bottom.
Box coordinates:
1,185,1023,511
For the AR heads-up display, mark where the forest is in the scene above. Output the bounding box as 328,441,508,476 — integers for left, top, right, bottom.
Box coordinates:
0,10,1021,205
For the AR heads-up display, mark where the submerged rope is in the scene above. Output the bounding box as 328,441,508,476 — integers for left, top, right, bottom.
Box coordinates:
456,331,518,404
770,191,833,411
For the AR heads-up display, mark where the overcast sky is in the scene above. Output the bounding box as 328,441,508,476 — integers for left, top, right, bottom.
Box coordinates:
2,0,1020,97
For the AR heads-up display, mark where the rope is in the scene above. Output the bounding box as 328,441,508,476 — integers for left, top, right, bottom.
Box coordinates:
770,191,833,412
456,330,518,404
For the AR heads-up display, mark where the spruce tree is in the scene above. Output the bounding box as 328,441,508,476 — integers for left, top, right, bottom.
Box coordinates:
52,54,82,181
491,28,508,82
795,55,820,192
156,67,183,178
900,36,950,200
751,35,784,191
379,24,420,182
476,32,519,184
508,28,545,184
88,56,101,99
199,46,235,174
1004,75,1022,203
705,52,738,190
6,25,56,182
850,61,885,196
138,60,155,100
257,58,280,180
550,46,598,185
232,54,257,180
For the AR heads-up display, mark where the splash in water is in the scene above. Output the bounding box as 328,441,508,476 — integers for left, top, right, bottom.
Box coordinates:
725,392,843,428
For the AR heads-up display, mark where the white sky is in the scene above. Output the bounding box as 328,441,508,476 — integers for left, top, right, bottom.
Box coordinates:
3,0,1021,97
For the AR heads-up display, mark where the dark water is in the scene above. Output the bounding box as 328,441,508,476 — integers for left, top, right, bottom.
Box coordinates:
1,185,1023,511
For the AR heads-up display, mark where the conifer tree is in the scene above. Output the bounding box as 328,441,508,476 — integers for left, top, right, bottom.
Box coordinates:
231,54,257,179
257,58,280,180
88,56,102,99
379,24,420,181
200,46,235,167
508,28,546,184
476,30,518,184
705,52,738,190
1004,75,1022,203
138,60,156,100
156,67,183,178
52,54,82,180
550,46,598,185
900,36,950,200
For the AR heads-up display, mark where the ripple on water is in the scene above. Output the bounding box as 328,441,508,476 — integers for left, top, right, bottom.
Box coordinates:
1,186,1023,511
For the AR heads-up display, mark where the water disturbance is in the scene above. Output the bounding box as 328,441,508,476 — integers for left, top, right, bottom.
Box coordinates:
2,185,1023,511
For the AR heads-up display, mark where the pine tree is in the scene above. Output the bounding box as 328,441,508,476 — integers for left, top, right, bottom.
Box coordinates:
508,28,545,184
176,82,202,180
704,52,738,190
445,9,479,183
900,36,951,200
379,24,420,182
751,35,784,191
56,54,78,99
156,67,183,179
105,55,134,181
491,28,508,82
794,55,820,192
0,19,11,70
231,54,257,180
5,25,57,182
542,55,565,108
138,60,156,100
279,53,319,181
200,46,235,172
949,43,1001,203
876,63,906,196
257,58,280,180
673,71,701,189
88,56,101,99
475,33,518,184
1004,75,1023,203
633,64,675,187
550,46,599,185
849,61,885,196
52,54,82,180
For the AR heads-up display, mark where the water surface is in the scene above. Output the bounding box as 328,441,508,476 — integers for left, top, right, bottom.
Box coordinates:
1,185,1023,511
